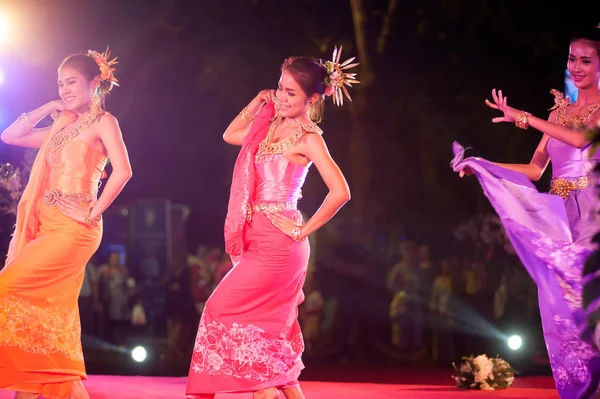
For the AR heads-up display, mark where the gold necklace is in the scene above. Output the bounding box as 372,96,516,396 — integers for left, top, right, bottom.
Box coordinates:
256,118,310,159
556,99,600,128
46,110,99,161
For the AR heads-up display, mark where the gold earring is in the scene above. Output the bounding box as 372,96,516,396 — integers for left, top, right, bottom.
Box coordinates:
90,95,102,118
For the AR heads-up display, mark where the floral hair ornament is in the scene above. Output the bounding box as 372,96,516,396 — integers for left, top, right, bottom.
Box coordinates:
322,46,360,106
87,47,119,86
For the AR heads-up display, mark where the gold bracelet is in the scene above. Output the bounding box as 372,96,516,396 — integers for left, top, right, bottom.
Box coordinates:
291,225,305,242
239,107,255,125
84,204,101,227
515,111,531,130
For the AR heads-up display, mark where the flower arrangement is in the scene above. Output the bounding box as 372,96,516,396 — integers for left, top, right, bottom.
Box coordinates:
0,150,35,217
452,354,517,391
0,163,25,216
453,213,515,256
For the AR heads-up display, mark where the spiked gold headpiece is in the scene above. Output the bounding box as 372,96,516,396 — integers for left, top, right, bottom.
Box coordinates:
87,47,119,87
322,46,360,106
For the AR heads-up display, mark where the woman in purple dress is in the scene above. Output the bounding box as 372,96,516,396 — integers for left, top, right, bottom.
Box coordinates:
452,27,600,399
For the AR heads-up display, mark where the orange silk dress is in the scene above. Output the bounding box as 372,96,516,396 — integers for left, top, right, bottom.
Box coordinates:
0,114,106,399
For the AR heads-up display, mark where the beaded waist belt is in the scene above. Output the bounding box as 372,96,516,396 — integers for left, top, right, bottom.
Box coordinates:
549,176,592,199
246,201,297,222
44,188,96,206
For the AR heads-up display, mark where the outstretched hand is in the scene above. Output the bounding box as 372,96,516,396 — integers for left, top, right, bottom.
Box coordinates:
459,166,473,178
485,89,519,123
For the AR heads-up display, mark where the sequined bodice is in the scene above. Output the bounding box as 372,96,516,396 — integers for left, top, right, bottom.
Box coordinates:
254,154,309,203
548,139,599,179
547,90,600,179
45,139,107,195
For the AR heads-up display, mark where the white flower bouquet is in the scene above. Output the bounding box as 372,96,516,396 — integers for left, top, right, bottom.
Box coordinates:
0,151,35,217
0,163,25,216
453,213,515,256
452,354,516,391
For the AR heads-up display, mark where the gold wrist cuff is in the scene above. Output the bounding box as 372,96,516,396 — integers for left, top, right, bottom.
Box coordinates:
515,111,531,130
239,107,255,125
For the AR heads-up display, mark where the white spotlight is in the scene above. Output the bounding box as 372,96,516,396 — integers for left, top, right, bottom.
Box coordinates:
0,15,8,42
131,345,147,363
507,335,523,351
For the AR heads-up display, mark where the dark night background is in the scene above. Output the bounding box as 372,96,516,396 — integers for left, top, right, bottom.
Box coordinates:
1,0,597,251
0,0,599,376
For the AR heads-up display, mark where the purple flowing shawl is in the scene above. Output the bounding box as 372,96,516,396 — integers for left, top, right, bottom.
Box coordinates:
224,102,275,258
451,142,599,399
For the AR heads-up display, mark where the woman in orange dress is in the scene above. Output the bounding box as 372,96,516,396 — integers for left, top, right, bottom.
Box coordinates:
0,49,132,399
186,47,356,399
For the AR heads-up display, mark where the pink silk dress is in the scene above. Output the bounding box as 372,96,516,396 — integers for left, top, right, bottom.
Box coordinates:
186,103,318,398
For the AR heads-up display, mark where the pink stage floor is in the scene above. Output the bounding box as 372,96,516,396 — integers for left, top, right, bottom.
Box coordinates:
0,371,563,399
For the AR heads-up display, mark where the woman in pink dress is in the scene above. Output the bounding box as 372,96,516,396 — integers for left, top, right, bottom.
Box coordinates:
186,48,357,399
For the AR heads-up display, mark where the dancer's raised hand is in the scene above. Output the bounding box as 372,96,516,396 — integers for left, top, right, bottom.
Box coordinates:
485,88,519,123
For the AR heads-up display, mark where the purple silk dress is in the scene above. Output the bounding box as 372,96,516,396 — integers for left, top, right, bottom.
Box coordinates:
451,137,599,398
548,139,598,246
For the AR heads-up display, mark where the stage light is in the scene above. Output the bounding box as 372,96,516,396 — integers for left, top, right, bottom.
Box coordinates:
131,345,147,363
0,14,8,42
507,335,523,351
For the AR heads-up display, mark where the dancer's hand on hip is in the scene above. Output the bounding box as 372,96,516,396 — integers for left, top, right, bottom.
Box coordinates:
267,212,301,239
57,197,90,226
485,88,520,123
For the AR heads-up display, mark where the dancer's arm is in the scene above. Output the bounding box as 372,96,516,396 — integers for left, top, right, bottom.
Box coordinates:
57,114,132,224
522,113,597,148
493,134,551,181
479,89,556,181
485,88,597,148
267,133,351,239
89,115,132,218
1,101,64,148
223,90,275,146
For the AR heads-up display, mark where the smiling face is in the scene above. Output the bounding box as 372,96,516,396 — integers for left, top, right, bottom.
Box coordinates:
567,39,600,90
57,65,98,112
275,70,315,119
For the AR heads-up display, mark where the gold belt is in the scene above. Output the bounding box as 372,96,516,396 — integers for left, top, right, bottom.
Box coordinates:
43,188,96,206
549,176,592,199
246,201,297,222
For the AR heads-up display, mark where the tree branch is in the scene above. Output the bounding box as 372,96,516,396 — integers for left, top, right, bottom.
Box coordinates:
349,0,375,87
377,0,397,54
